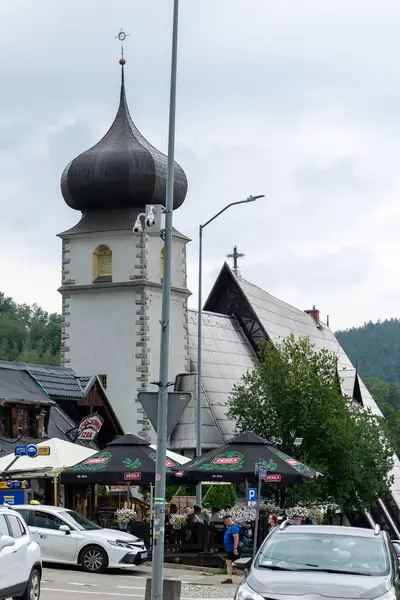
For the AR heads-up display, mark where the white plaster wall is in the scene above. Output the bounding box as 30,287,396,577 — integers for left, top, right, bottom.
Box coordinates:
67,289,140,432
146,290,189,442
67,232,136,284
146,233,187,289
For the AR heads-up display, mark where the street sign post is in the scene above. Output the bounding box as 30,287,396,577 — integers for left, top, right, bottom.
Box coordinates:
248,487,257,506
137,392,192,438
259,465,267,481
253,460,267,559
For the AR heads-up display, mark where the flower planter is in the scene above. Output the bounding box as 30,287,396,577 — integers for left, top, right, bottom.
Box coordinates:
292,516,302,524
119,523,128,531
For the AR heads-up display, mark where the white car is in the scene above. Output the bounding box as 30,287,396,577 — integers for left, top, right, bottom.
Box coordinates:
0,506,41,600
14,504,148,573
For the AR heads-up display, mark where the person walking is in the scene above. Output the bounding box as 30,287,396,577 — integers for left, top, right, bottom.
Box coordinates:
221,514,240,584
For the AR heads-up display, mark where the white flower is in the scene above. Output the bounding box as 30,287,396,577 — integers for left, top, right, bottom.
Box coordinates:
170,514,186,528
115,508,137,524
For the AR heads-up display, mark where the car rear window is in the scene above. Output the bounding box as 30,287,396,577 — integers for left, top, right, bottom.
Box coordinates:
0,514,9,536
14,509,34,526
6,515,26,538
258,532,389,576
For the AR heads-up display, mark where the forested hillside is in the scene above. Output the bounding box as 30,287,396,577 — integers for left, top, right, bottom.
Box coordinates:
0,291,61,365
336,319,400,386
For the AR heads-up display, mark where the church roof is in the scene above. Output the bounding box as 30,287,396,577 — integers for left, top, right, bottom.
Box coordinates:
60,62,188,213
175,263,386,453
170,310,255,450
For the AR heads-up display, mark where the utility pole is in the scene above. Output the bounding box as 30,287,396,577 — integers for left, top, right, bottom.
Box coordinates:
150,2,180,600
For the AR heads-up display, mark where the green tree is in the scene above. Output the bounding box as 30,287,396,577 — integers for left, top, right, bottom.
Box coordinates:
0,291,61,365
336,318,400,386
202,484,237,510
228,334,394,511
364,377,400,410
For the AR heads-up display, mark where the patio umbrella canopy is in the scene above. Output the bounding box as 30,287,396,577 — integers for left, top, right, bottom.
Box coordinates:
61,433,189,486
175,431,319,484
0,438,96,478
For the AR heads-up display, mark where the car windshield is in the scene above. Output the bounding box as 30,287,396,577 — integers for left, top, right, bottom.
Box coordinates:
257,532,389,576
60,510,102,531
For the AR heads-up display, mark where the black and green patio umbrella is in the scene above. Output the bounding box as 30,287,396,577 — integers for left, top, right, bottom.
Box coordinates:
60,433,184,486
174,432,318,485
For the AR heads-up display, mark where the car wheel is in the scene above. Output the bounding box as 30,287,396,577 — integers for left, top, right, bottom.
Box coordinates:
80,545,108,573
14,567,41,600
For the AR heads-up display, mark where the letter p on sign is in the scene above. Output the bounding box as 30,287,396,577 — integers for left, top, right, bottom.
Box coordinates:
248,488,257,505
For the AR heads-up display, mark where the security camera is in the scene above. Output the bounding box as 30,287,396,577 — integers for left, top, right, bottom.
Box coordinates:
146,206,155,228
133,219,143,234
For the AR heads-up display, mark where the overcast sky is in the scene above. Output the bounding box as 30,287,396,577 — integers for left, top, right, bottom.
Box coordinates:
0,0,399,331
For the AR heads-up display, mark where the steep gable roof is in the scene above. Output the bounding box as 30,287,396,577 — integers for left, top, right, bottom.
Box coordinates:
170,310,254,450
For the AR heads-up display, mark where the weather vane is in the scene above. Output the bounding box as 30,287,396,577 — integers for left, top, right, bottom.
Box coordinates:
115,29,129,60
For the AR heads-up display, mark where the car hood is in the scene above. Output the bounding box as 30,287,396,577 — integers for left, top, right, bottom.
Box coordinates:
247,570,391,599
83,529,142,543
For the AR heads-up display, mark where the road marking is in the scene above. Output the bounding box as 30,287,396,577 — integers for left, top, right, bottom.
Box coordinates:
68,582,98,586
117,586,145,589
42,588,233,600
43,588,140,597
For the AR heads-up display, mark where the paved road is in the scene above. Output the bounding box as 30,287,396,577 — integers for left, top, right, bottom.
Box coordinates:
35,564,240,600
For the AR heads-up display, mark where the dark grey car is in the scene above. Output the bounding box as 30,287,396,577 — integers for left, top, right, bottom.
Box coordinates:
234,522,400,600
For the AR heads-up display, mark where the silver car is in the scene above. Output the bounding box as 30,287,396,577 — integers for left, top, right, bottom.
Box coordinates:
234,522,400,600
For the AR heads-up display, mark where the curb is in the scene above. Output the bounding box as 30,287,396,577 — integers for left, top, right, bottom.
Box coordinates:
163,563,220,574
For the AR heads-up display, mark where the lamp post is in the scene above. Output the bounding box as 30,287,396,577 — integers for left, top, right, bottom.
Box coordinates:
145,2,180,600
195,194,265,505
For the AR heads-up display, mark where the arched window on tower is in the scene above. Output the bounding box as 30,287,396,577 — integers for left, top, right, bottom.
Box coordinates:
160,248,164,282
93,244,112,282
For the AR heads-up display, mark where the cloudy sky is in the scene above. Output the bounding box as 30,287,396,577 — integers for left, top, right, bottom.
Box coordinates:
0,0,399,331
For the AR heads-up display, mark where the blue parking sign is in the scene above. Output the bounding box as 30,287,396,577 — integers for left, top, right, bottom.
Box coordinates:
248,488,257,504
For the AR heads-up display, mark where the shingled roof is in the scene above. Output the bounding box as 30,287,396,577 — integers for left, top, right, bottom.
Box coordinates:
170,310,254,450
24,364,85,399
199,262,400,509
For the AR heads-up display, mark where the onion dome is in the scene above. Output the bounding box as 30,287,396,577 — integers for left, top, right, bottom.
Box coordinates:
61,61,188,211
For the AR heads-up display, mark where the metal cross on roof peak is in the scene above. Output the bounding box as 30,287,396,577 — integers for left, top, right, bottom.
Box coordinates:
115,29,129,59
227,245,245,275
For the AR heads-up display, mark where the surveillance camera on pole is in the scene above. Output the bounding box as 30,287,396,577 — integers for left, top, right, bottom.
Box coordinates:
133,218,143,234
146,205,156,228
132,207,157,235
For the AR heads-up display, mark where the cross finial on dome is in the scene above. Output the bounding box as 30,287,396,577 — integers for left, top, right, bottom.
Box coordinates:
115,29,129,65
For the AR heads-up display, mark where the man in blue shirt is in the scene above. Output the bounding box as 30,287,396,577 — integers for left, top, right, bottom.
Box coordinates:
222,514,240,584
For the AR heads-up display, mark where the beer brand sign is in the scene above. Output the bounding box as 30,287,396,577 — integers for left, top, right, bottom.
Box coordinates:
124,472,141,481
77,413,104,441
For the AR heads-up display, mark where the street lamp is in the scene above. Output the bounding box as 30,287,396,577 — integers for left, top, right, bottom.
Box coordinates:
195,194,265,504
131,2,180,600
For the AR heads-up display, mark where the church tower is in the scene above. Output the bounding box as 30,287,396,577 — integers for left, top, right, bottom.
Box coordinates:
58,49,191,438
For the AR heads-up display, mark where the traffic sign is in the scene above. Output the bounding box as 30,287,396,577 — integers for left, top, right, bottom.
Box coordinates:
248,487,257,505
259,465,267,481
137,392,192,437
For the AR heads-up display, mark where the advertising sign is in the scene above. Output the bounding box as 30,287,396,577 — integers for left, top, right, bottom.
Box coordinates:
77,413,104,441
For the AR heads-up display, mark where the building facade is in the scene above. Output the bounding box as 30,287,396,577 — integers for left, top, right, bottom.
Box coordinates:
58,58,191,438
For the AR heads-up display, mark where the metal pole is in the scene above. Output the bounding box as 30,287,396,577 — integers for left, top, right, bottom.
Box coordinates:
252,462,263,559
194,195,264,507
195,224,203,505
151,2,180,599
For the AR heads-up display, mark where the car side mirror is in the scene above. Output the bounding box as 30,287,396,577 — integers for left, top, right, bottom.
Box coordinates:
0,534,15,549
233,557,252,571
59,525,71,534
